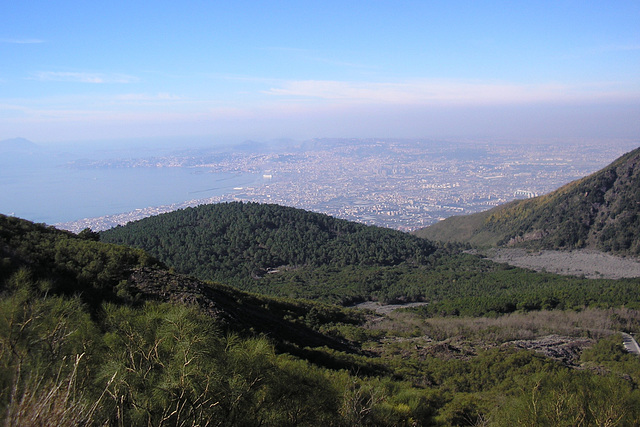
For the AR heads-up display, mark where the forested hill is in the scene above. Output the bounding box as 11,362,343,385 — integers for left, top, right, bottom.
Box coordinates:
0,213,157,305
415,146,640,255
100,201,439,284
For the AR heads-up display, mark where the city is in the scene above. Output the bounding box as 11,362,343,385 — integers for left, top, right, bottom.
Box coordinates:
58,138,638,233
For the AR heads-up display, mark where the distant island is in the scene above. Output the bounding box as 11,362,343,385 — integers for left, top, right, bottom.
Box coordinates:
0,137,38,152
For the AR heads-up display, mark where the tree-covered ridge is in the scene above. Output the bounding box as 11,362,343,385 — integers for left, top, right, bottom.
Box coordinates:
415,146,640,255
100,201,438,283
249,256,640,315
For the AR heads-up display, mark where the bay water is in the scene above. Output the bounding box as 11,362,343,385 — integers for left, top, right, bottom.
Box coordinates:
0,162,259,225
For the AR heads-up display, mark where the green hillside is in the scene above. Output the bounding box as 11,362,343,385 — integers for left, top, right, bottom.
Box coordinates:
0,213,362,354
0,214,157,305
100,201,441,302
0,215,375,425
415,147,640,254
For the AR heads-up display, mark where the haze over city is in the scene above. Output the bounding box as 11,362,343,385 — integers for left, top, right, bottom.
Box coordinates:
2,1,639,144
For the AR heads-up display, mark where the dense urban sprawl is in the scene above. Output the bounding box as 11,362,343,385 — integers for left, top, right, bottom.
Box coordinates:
58,139,637,232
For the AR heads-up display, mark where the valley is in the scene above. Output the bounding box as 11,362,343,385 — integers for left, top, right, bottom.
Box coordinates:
4,1,640,424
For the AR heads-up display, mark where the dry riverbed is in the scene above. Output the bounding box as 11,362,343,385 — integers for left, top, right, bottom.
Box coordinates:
481,248,640,279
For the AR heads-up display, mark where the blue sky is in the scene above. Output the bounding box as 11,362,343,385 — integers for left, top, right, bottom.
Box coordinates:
1,1,639,143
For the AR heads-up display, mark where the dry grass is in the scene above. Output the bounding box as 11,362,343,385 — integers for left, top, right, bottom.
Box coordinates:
4,354,114,427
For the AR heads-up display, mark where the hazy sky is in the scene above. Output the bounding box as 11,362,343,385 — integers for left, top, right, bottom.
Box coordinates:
2,1,639,143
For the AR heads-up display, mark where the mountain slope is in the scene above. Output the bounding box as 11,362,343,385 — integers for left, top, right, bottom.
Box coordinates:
0,137,38,152
415,147,640,255
0,214,388,425
0,213,157,305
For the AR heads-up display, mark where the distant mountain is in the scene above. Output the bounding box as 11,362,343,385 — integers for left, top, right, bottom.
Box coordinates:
0,137,38,152
414,147,640,255
232,139,269,152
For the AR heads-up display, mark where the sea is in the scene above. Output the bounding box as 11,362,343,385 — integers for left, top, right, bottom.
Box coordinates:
0,160,259,225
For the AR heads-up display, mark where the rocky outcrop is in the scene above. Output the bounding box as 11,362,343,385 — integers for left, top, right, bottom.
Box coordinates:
125,267,358,354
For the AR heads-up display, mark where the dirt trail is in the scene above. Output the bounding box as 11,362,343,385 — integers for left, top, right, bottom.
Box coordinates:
482,248,640,279
349,301,429,314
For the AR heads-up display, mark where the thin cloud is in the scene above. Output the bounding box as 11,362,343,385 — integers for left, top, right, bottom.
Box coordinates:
600,44,640,52
115,93,184,101
32,71,138,84
0,92,201,123
263,79,640,105
263,46,371,69
0,38,45,44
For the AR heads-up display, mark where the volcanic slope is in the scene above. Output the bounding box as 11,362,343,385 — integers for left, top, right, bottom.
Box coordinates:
415,146,640,256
